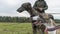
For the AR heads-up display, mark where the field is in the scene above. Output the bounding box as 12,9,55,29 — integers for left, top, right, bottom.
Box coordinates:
0,22,60,34
0,22,32,34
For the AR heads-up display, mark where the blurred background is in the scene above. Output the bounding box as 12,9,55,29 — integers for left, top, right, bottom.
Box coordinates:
0,0,60,22
0,0,60,34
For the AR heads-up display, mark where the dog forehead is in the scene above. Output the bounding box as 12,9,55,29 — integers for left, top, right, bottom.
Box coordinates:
22,2,31,6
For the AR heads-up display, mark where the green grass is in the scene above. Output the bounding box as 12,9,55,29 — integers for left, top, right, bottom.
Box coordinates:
0,22,33,34
0,22,59,34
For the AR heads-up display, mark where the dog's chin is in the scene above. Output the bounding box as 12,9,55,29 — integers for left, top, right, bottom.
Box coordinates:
17,10,22,13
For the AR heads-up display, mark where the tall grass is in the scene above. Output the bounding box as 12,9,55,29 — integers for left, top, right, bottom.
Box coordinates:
0,22,32,34
0,22,59,34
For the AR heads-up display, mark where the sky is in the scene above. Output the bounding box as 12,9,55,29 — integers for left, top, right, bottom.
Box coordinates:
0,0,60,19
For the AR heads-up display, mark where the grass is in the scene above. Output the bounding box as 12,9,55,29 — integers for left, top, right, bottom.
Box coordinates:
0,22,59,34
0,22,32,34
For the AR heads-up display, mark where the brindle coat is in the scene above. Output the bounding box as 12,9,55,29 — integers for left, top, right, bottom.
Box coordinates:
17,2,54,34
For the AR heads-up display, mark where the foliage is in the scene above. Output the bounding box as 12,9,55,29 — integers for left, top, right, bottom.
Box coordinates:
55,19,60,23
0,16,60,23
0,16,31,23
